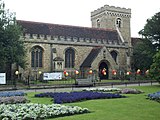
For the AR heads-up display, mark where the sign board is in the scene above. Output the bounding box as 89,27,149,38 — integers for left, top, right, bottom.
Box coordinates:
0,73,6,84
43,72,62,80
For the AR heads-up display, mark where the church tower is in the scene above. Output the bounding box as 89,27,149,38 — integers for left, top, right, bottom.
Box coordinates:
91,5,131,47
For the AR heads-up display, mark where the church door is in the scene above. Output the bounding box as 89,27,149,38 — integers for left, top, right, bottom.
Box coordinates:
99,62,109,80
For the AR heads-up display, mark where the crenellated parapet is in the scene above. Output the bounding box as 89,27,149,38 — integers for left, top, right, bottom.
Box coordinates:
22,33,127,48
91,4,131,48
91,4,131,18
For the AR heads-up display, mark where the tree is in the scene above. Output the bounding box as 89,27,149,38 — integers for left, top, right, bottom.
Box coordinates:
131,38,156,73
138,11,160,81
139,12,160,50
149,50,160,82
0,0,26,81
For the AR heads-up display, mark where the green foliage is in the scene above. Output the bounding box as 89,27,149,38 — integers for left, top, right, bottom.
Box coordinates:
149,50,160,81
139,12,160,50
131,38,156,71
0,0,26,72
138,11,160,81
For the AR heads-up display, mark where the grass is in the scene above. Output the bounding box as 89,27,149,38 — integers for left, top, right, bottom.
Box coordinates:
27,85,160,120
27,92,53,104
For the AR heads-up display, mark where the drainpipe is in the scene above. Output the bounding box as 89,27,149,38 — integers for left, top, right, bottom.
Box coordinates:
50,44,53,72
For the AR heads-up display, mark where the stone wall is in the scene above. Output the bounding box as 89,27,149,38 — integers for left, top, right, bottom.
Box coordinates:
22,33,128,79
19,4,131,80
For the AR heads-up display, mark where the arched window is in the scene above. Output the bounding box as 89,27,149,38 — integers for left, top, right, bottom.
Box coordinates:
31,46,43,68
116,18,122,28
110,51,118,63
65,48,75,68
97,19,100,28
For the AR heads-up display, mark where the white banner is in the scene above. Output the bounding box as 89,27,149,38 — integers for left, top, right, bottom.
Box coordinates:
0,73,6,84
43,72,62,80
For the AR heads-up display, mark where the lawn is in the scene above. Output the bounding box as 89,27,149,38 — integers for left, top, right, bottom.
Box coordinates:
27,85,160,120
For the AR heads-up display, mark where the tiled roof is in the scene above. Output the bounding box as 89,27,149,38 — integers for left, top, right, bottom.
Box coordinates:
131,37,142,46
80,47,102,68
17,20,119,41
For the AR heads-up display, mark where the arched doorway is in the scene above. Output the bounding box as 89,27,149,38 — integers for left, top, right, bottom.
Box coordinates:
99,62,109,80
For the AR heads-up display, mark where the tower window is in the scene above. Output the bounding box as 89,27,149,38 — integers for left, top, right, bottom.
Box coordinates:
116,18,122,28
97,19,100,28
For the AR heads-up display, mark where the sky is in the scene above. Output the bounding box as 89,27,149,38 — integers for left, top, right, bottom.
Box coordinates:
4,0,160,37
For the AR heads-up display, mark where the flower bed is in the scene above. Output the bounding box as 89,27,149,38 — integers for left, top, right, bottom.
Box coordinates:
0,91,25,97
83,87,121,92
0,103,89,120
147,91,160,102
35,91,126,104
118,88,144,94
0,96,28,104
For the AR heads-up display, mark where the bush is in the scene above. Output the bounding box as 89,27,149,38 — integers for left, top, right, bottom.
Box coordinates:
0,91,25,97
147,91,160,102
118,88,144,94
0,96,29,104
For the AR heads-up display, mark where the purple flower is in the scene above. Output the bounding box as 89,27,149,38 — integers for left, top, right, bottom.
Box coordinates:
35,91,126,104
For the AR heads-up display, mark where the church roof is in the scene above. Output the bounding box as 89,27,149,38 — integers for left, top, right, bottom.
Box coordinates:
17,20,119,41
80,47,102,68
131,37,142,46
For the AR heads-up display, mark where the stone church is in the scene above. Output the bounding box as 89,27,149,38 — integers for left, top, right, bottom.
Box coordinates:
18,5,132,80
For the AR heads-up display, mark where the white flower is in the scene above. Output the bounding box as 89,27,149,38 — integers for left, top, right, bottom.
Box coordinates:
0,103,89,119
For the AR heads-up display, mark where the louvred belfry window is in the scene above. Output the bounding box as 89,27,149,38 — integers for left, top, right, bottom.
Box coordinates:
116,18,122,28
